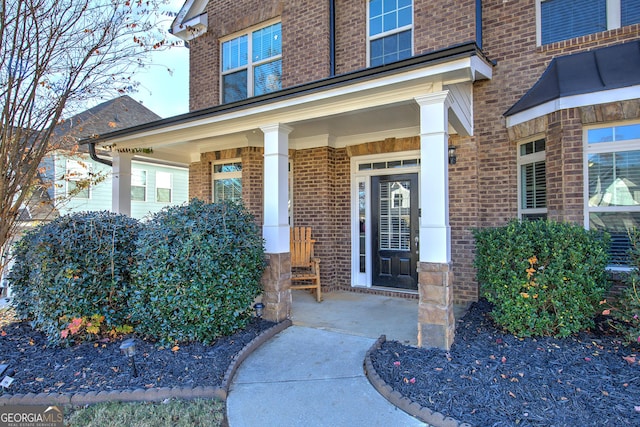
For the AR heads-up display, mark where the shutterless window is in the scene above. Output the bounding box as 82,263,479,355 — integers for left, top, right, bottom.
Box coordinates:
539,0,640,45
586,123,640,265
66,159,91,199
213,161,242,202
518,139,547,221
131,170,147,202
156,171,172,203
368,0,413,67
221,22,282,103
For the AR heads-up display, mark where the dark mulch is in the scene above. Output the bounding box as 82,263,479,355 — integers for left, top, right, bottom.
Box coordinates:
0,314,275,395
370,299,640,427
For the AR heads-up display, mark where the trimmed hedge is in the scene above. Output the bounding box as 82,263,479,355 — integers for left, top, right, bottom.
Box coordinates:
129,200,265,345
8,212,141,345
473,220,610,338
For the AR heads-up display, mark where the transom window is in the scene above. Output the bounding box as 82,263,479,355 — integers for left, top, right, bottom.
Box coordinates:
213,160,242,203
586,122,640,266
518,139,547,220
368,0,413,67
221,22,282,103
538,0,640,45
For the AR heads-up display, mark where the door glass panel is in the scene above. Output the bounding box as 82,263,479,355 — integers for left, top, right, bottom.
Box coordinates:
378,179,411,251
359,181,366,273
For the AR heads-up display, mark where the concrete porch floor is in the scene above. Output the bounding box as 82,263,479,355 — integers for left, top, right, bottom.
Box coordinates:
291,289,468,347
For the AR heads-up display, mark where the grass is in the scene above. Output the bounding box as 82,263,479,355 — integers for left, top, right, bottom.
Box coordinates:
65,398,225,427
1,306,226,426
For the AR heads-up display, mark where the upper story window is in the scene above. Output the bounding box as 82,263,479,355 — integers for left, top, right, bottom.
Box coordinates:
538,0,640,45
585,122,640,266
368,0,413,67
213,160,242,202
156,171,172,203
66,159,91,199
221,22,282,104
131,169,147,202
518,139,547,221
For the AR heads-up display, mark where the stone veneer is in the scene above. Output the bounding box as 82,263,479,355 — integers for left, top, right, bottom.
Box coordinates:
261,252,292,323
417,262,455,350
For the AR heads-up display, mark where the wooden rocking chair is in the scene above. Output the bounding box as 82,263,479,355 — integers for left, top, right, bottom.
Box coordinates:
290,227,322,302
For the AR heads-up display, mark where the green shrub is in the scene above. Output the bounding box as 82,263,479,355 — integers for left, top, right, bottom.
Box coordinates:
473,220,610,338
8,211,142,345
605,228,640,347
130,199,265,345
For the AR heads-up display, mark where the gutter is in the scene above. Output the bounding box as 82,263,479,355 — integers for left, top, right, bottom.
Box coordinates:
88,140,112,166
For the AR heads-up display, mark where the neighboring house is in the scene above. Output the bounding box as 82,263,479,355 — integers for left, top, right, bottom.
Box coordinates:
88,1,640,349
45,96,189,219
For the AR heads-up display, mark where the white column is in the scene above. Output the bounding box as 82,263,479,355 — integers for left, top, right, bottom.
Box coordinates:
261,124,292,254
111,151,134,216
415,91,451,264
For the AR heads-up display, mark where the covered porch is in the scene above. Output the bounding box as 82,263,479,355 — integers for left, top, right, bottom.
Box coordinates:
91,43,492,349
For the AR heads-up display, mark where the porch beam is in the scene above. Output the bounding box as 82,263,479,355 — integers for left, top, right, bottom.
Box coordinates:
111,151,134,216
261,123,292,254
415,91,451,264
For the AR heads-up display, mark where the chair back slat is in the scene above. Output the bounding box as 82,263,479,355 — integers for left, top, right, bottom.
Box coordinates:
290,227,315,268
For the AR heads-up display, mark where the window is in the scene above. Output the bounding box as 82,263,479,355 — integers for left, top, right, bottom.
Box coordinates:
221,22,282,103
586,123,640,265
368,0,413,67
66,159,91,199
518,139,547,220
131,169,147,202
156,171,172,203
538,0,640,45
213,160,242,202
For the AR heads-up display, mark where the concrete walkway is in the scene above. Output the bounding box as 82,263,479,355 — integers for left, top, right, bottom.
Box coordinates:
226,291,427,426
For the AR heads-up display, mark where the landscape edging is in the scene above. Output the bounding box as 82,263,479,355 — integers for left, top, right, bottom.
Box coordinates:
363,335,473,427
0,319,292,407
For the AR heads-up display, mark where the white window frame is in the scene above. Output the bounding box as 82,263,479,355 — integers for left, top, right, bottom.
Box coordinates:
366,0,414,67
220,19,282,103
350,151,421,288
212,158,243,203
536,0,632,46
131,169,147,202
66,158,91,199
517,137,547,220
583,120,640,268
155,171,173,203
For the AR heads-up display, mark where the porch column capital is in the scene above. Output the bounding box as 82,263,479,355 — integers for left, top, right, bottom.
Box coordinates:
262,123,292,254
111,151,134,217
416,91,451,264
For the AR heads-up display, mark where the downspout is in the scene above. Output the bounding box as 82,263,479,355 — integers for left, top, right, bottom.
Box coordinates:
476,0,483,49
329,0,336,77
88,141,112,167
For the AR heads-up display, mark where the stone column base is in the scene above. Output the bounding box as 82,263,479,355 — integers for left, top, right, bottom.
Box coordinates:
417,262,455,350
261,252,292,322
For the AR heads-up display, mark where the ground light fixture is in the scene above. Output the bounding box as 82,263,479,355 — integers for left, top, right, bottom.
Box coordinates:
119,338,138,377
253,302,264,318
448,145,457,165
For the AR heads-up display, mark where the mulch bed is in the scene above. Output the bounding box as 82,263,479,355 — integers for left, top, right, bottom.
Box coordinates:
370,299,640,427
0,313,275,396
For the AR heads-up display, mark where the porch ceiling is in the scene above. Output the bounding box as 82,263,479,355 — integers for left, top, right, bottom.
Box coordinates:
91,44,492,164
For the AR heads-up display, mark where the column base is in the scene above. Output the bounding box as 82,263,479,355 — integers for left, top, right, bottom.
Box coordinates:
261,253,292,322
417,262,455,350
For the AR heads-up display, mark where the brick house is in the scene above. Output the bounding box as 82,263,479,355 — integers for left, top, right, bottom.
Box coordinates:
88,0,640,349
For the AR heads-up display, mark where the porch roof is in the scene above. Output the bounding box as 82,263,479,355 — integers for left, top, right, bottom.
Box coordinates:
82,42,492,164
505,41,640,127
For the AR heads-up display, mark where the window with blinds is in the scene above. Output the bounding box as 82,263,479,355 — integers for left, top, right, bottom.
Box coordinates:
518,139,547,220
213,161,242,203
586,123,640,266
